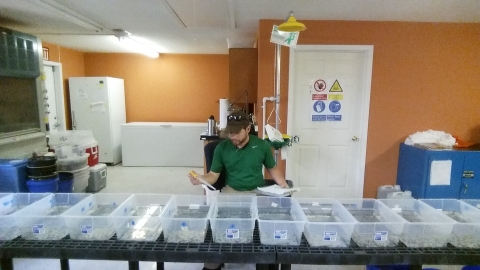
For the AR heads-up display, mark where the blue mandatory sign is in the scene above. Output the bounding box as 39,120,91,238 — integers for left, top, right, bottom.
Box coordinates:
313,101,325,113
329,101,341,113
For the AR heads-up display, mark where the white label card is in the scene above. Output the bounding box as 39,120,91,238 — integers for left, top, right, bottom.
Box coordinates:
226,229,239,239
274,230,287,239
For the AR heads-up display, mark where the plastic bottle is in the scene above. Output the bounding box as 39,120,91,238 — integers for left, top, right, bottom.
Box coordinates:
376,185,401,199
387,190,414,199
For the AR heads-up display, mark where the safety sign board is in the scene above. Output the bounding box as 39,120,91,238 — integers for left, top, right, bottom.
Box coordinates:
313,101,326,113
270,26,299,47
329,79,343,92
312,94,327,100
329,101,341,113
328,94,343,101
313,79,326,92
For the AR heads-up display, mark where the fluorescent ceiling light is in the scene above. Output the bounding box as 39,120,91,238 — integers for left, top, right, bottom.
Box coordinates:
113,29,159,58
33,0,104,32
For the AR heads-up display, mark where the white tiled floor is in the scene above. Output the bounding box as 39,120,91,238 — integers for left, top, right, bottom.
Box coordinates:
12,164,467,270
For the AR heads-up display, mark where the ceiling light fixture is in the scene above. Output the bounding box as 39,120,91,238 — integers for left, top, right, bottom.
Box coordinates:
113,29,159,58
278,11,306,32
33,0,104,32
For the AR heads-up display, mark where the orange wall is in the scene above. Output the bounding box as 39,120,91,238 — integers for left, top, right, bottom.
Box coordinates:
41,42,86,129
84,53,228,123
257,20,480,197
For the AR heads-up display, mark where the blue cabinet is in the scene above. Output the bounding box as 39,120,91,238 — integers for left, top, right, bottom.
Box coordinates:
396,143,480,199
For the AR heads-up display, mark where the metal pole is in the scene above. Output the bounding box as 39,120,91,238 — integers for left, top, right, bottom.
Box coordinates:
274,43,281,162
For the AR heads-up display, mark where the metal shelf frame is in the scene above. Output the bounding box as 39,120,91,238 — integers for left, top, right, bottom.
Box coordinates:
1,223,480,270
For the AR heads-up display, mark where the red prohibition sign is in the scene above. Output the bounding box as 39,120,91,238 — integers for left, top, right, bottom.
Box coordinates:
314,79,326,92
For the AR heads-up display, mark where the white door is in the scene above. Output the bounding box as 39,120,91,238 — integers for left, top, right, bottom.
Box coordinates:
286,45,373,198
43,61,66,132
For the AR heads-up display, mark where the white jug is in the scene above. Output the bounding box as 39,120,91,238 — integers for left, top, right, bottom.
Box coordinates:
376,185,401,199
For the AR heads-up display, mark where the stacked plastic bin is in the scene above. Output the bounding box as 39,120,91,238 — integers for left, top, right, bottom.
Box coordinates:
49,130,102,192
25,156,59,192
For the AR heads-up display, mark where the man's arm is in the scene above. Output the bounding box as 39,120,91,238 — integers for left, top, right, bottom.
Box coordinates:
266,166,289,188
188,170,220,186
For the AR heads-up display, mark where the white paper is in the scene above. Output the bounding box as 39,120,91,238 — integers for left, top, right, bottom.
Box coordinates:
430,160,452,185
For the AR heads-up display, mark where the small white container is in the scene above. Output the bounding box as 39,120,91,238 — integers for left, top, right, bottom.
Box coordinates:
376,185,401,199
111,194,173,241
62,193,133,240
15,193,92,240
208,194,256,244
296,198,357,247
256,197,307,246
387,191,413,199
379,199,456,248
420,199,480,248
337,198,407,247
160,195,213,243
0,193,51,240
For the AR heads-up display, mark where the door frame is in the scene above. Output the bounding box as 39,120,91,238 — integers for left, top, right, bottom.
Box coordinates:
287,45,374,198
43,60,66,131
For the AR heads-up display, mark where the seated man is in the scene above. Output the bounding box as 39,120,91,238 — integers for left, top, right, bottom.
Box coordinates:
188,110,288,270
189,110,288,194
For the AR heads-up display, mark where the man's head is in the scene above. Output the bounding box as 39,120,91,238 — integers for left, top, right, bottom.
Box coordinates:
225,111,251,147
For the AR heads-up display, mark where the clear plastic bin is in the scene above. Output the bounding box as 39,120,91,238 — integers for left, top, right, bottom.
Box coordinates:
56,153,89,171
15,193,92,240
62,193,133,240
379,199,456,247
160,195,213,243
256,197,307,246
208,194,256,244
338,198,406,247
296,198,357,247
462,199,480,210
49,130,95,147
0,193,51,240
420,199,480,248
111,194,173,241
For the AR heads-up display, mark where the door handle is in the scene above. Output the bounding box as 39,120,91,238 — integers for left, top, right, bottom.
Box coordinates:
464,183,468,194
72,111,76,130
352,136,359,142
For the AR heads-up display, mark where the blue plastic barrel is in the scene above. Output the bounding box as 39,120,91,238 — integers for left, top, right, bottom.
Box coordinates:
366,265,411,270
26,176,59,192
462,266,480,270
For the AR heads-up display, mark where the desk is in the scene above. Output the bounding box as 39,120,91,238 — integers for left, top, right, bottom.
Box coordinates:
2,223,480,270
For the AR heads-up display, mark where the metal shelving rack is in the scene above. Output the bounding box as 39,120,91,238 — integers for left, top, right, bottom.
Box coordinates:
1,222,480,270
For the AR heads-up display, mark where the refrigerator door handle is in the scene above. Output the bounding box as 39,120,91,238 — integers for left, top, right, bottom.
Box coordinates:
72,111,76,130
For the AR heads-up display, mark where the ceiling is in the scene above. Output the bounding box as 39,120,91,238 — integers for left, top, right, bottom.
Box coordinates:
1,0,479,55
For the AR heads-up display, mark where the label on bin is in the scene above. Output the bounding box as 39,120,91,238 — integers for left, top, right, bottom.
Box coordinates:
226,229,239,239
274,230,287,239
32,224,45,234
374,231,388,241
81,225,93,234
324,231,337,241
189,204,200,210
181,222,188,231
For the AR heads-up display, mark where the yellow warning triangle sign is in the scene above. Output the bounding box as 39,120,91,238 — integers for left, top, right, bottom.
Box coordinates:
329,80,343,92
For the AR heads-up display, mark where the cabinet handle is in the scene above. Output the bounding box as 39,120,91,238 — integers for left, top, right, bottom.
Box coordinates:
464,183,468,194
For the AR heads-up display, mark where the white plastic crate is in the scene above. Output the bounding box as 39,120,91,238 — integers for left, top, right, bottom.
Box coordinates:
256,197,307,246
296,198,357,247
160,195,213,243
420,199,480,248
111,194,173,241
338,198,406,247
379,199,456,247
15,193,92,240
0,193,51,240
208,194,256,244
61,193,133,240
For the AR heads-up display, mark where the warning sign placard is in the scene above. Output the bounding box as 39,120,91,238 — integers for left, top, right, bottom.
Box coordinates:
329,80,343,92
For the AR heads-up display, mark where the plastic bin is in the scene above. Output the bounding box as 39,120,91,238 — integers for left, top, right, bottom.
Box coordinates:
462,199,480,210
208,194,256,244
379,199,456,247
62,193,133,240
15,193,92,240
338,198,407,247
57,153,89,171
160,195,213,243
420,199,480,248
0,159,29,192
111,194,173,241
48,130,95,147
87,163,107,192
296,198,357,247
256,197,307,246
59,165,90,193
0,193,51,240
58,172,74,193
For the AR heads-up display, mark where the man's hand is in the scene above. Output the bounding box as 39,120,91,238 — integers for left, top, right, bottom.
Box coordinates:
188,170,201,186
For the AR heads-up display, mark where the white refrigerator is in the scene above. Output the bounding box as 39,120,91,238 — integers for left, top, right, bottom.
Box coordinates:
68,77,126,165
